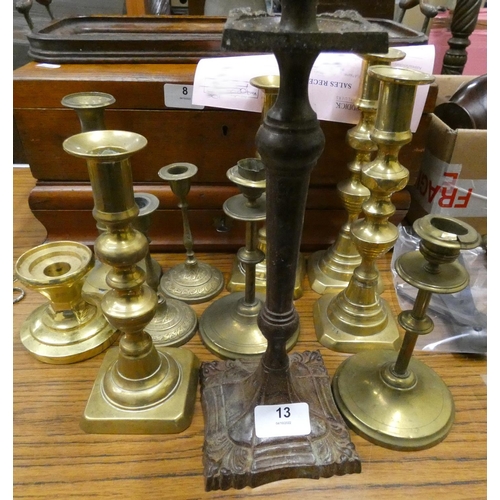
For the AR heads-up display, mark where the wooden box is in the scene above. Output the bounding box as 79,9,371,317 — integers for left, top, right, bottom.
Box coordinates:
13,61,437,252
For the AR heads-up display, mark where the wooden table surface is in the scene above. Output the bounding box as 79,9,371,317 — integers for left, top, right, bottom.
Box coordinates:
13,167,487,499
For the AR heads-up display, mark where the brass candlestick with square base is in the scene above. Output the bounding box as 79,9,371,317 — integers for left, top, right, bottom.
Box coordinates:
333,215,481,450
314,66,435,353
63,130,199,434
200,5,389,491
307,48,405,294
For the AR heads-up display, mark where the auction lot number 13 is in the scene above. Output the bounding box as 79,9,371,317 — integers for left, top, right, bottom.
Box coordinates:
254,402,311,438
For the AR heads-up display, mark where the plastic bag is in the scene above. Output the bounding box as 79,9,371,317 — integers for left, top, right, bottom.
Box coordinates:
391,224,487,354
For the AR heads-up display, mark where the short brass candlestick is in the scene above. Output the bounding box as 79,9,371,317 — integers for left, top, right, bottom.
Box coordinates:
314,66,435,353
307,48,405,294
134,193,198,347
200,6,388,490
159,163,224,304
15,241,118,364
63,130,199,434
227,75,305,299
200,158,299,359
333,214,481,450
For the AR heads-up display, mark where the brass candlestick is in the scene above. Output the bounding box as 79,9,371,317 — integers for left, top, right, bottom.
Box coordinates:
307,48,405,294
199,158,299,359
63,130,199,434
61,92,116,132
61,91,117,301
135,193,198,347
83,192,165,304
333,215,481,450
314,66,435,353
15,241,118,364
227,75,305,299
159,163,224,304
200,6,388,490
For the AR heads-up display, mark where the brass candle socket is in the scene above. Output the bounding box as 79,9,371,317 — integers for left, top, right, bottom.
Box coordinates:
199,158,299,359
307,48,405,294
158,162,224,304
226,74,305,299
63,130,199,434
332,214,481,450
314,66,435,353
61,91,115,132
15,240,118,364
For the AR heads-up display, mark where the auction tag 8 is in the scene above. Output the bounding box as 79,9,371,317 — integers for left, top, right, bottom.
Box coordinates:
164,84,204,110
254,402,311,439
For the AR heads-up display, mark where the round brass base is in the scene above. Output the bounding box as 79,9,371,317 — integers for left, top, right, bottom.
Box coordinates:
332,350,455,450
145,295,198,347
199,292,300,359
160,262,224,304
20,302,118,364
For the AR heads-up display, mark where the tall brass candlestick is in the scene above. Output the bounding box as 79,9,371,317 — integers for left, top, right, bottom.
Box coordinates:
61,91,117,301
63,130,199,434
307,48,405,294
227,74,305,299
199,5,388,490
314,66,434,353
134,193,198,348
333,215,481,449
199,158,299,359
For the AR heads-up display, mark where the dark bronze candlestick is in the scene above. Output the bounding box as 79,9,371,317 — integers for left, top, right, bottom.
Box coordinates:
199,5,388,490
333,215,481,449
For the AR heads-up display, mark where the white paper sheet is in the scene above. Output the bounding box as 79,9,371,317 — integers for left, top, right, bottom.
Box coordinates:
192,45,435,132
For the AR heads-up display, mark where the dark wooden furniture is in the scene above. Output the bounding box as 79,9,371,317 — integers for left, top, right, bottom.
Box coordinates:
13,62,437,252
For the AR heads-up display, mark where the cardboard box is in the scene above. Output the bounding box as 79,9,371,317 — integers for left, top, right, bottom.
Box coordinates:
407,75,487,235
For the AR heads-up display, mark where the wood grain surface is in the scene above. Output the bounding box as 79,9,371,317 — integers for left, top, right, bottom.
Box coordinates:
13,167,486,499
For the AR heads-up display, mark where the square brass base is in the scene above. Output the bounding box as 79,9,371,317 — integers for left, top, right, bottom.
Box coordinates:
314,295,403,353
80,346,199,434
200,351,361,491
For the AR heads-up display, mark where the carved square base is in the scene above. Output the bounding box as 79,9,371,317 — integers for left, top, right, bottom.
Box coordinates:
200,350,361,491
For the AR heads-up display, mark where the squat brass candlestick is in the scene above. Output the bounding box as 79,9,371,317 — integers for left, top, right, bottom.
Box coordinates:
200,158,299,359
307,48,405,294
159,163,224,304
136,193,198,347
63,130,199,434
314,66,434,353
333,214,481,450
200,5,388,490
15,241,118,364
61,91,117,302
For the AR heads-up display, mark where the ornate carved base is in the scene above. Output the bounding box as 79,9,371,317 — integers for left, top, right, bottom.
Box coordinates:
200,351,361,491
